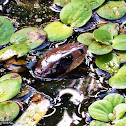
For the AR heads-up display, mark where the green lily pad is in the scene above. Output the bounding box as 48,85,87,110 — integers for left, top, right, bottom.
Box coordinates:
0,43,30,62
44,22,73,41
112,34,126,50
60,0,92,28
0,101,19,121
99,23,119,38
0,73,22,102
53,0,71,7
95,53,120,73
77,33,94,45
93,29,113,45
0,16,14,46
90,120,111,126
113,103,126,120
86,0,105,10
88,42,112,55
10,27,47,49
103,93,125,108
97,1,126,20
88,100,113,122
109,65,126,89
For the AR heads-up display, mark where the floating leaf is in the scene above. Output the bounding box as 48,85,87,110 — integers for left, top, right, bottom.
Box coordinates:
77,33,94,45
60,0,92,28
0,101,19,121
112,34,126,50
44,22,73,41
103,93,125,108
99,23,119,38
88,100,113,122
90,120,111,126
0,73,22,102
0,16,14,45
10,27,47,49
88,42,112,55
97,1,126,20
115,51,126,63
93,29,113,45
53,0,71,7
113,103,126,120
109,65,126,89
95,53,120,73
0,43,30,62
86,0,105,10
114,117,126,126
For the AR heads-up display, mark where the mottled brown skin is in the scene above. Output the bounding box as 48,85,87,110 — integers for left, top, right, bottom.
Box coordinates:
34,43,87,78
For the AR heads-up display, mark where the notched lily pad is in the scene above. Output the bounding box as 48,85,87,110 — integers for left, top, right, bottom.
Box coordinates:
93,29,113,45
88,100,113,122
0,16,14,45
99,23,119,38
0,73,22,102
88,42,112,55
10,27,47,49
95,53,120,73
0,43,30,62
86,0,105,10
77,33,94,45
53,0,71,7
44,22,73,41
109,65,126,89
0,101,19,121
112,34,126,50
60,0,92,28
97,1,126,20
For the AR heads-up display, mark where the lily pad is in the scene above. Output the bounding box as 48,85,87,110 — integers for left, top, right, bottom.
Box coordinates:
53,0,71,7
0,43,30,62
93,29,113,45
44,22,73,41
0,101,19,121
109,65,126,89
112,34,126,50
97,1,126,20
103,93,125,108
0,16,14,45
95,53,120,73
10,27,47,49
88,42,112,55
86,0,105,10
77,33,94,45
113,103,126,120
99,23,119,38
88,100,113,122
0,73,22,102
60,0,92,28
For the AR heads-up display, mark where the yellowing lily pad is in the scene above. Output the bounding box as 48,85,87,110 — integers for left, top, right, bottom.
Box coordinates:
97,1,126,20
86,0,105,10
88,42,112,55
0,43,30,62
109,65,126,89
95,53,120,73
0,16,14,45
99,23,119,38
0,101,19,121
112,34,126,50
77,33,94,45
88,100,113,122
10,27,47,49
44,22,73,41
0,73,22,102
60,0,92,28
53,0,71,7
93,29,113,45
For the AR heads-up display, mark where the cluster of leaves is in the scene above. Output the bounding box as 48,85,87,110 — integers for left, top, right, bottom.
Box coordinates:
88,93,126,126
